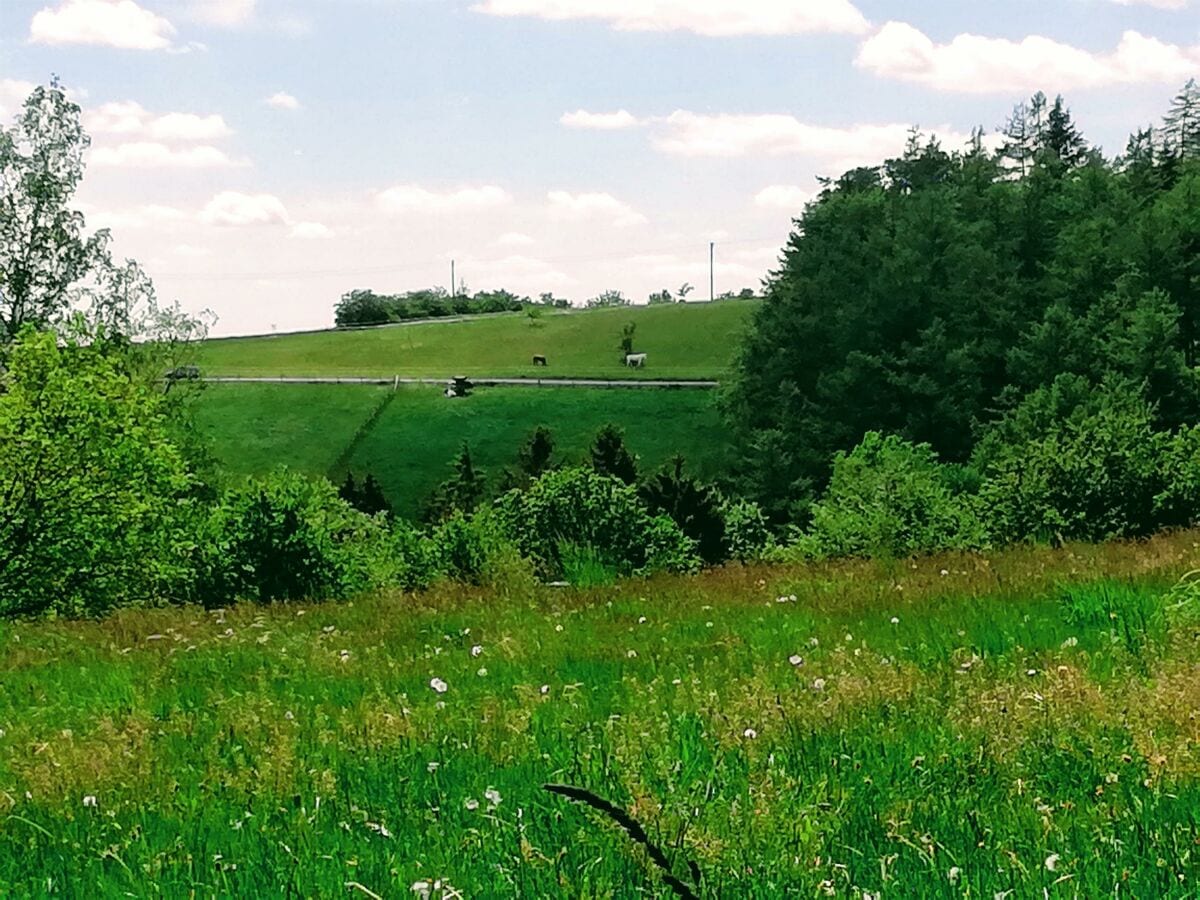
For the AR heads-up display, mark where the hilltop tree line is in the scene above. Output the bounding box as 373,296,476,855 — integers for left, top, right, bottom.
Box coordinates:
728,82,1200,542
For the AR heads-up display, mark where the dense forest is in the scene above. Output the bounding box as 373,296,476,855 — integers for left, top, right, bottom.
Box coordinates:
728,84,1200,526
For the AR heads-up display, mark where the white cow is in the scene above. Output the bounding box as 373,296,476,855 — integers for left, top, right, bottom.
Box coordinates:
625,353,647,368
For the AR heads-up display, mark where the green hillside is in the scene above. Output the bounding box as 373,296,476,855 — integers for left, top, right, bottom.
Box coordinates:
194,383,730,517
196,300,757,379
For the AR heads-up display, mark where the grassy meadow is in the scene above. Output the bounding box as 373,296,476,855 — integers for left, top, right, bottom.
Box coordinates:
196,300,757,380
2,533,1199,896
193,383,730,517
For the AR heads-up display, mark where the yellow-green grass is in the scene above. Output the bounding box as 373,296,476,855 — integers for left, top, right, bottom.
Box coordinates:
193,383,731,517
1,534,1199,896
196,300,758,380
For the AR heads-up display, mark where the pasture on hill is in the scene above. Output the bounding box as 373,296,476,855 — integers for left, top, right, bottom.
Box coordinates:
195,300,757,380
193,383,730,517
1,533,1198,895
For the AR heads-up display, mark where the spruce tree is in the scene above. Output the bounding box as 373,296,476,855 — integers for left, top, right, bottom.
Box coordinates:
590,424,638,485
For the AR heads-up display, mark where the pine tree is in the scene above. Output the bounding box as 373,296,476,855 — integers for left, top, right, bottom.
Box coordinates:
359,474,390,516
1163,78,1200,160
450,442,486,511
590,424,638,485
338,472,360,507
1001,100,1035,177
517,426,555,478
1043,95,1088,169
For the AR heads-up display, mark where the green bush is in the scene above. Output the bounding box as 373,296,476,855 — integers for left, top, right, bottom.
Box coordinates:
641,457,729,565
194,469,395,605
0,330,197,616
1155,424,1200,528
721,498,775,561
493,467,698,578
977,388,1168,543
798,432,984,559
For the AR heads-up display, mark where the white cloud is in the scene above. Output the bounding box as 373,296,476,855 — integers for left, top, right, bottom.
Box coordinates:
90,142,243,168
652,110,973,170
496,231,536,246
173,243,212,257
290,221,333,239
84,101,233,142
470,254,576,290
85,203,189,229
376,184,512,216
30,0,176,49
547,190,647,227
265,91,301,110
560,109,639,130
856,21,1200,93
190,0,255,26
754,184,815,210
0,79,36,119
200,191,290,226
473,0,869,36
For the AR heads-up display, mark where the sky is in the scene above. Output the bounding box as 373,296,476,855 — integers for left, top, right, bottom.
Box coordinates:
1,0,1198,336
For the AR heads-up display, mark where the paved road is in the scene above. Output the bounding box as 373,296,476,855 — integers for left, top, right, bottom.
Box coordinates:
204,375,720,389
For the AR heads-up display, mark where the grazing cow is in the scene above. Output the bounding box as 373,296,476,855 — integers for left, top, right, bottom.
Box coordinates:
532,355,548,366
625,353,647,368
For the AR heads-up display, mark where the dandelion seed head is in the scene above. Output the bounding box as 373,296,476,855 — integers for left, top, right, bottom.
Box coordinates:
743,728,757,739
789,655,804,667
470,645,483,657
82,795,97,808
430,677,448,693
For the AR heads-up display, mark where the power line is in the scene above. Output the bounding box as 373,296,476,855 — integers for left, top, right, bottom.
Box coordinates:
154,233,785,283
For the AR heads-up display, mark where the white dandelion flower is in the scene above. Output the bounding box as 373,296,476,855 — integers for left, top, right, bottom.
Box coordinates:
940,569,949,577
427,761,440,773
430,677,448,693
627,650,637,658
890,616,900,625
477,667,488,677
540,684,550,695
637,616,647,624
789,655,804,667
470,645,483,657
82,795,98,808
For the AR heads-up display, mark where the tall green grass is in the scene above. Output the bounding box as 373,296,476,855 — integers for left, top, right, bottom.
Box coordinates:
0,533,1198,896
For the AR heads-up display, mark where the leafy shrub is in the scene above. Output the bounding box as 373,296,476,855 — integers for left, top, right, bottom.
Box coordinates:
493,467,698,578
194,469,395,605
0,330,196,616
721,498,775,561
1154,424,1200,528
978,388,1167,543
799,432,984,559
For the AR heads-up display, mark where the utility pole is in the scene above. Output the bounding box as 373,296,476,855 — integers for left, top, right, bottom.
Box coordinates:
450,260,456,298
709,242,714,302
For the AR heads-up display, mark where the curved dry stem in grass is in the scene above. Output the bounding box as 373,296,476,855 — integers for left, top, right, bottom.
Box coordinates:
543,782,701,899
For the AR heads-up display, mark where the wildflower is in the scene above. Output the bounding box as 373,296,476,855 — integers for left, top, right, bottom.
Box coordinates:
322,625,335,634
485,787,502,807
555,624,563,632
284,710,294,721
776,595,789,604
940,569,949,576
890,616,900,625
1061,636,1078,648
638,616,647,624
540,684,550,695
626,649,637,659
948,866,961,884
1044,853,1059,872
339,649,350,662
812,678,826,691
470,645,483,657
430,677,448,693
427,761,440,773
1026,669,1038,677
672,678,682,685
82,795,97,808
789,654,804,667
743,728,757,739
705,621,714,628
844,633,853,642
809,636,820,647
411,881,432,899
477,667,488,677
464,798,479,811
